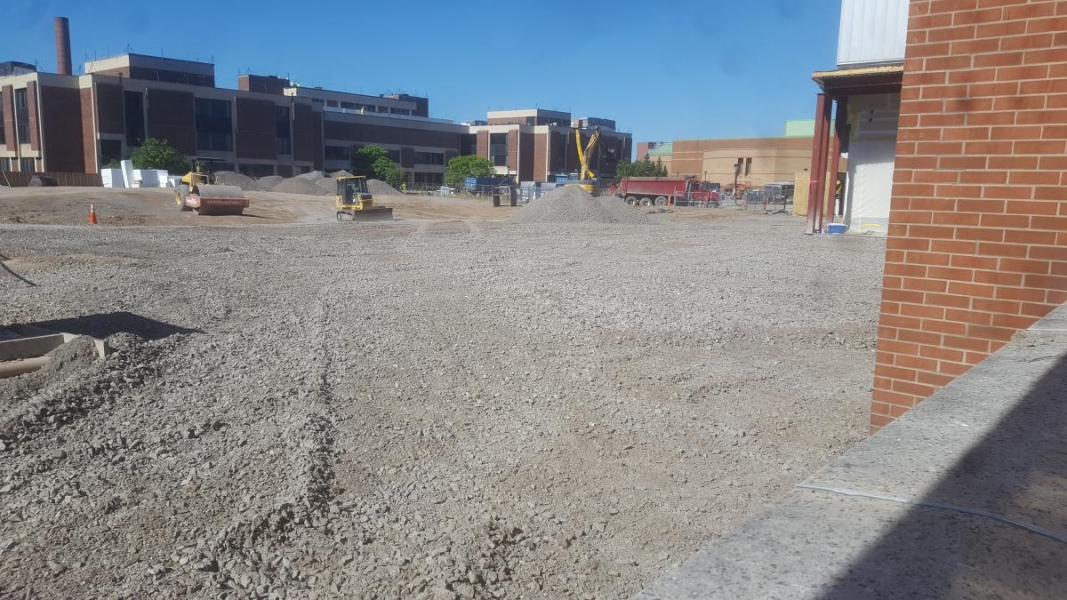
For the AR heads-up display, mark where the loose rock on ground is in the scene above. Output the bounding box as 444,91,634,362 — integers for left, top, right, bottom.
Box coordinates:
0,213,885,599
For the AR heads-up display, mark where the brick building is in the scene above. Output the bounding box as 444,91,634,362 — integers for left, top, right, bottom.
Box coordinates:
0,19,628,185
468,109,632,182
814,0,1067,431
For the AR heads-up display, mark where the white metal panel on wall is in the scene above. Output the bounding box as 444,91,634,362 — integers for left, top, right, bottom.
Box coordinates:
844,94,900,234
837,0,909,67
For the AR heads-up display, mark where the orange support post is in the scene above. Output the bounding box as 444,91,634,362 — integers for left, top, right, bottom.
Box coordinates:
805,94,831,235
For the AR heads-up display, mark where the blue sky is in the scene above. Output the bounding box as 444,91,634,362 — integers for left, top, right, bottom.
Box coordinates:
3,0,841,143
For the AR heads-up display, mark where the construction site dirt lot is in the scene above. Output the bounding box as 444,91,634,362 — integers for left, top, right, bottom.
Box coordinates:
0,187,517,226
0,196,886,600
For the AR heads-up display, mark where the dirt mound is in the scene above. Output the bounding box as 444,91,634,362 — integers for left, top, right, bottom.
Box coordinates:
214,171,262,191
509,186,649,225
256,175,285,190
329,170,354,178
314,176,339,193
367,179,401,196
272,177,333,196
296,170,326,181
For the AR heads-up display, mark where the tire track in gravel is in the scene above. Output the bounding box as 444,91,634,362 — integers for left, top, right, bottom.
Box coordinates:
200,283,341,594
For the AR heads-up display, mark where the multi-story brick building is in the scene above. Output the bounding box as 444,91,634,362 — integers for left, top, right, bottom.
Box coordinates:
0,19,628,186
468,109,632,182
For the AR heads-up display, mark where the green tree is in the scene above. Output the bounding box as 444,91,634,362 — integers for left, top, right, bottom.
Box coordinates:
445,155,495,187
351,144,406,188
616,155,668,179
351,145,389,177
130,138,190,175
374,156,406,189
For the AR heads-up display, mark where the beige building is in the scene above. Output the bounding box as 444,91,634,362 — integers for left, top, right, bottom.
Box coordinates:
669,136,815,187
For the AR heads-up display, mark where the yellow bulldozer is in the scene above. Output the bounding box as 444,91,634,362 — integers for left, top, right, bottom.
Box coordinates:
174,158,249,215
335,176,394,222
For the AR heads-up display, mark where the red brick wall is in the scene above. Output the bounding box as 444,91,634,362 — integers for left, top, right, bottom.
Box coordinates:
39,86,85,173
506,131,519,172
293,103,316,163
81,87,97,173
519,131,535,181
534,132,548,181
873,0,1067,431
26,82,39,151
235,97,277,161
146,89,195,156
95,83,124,135
2,86,14,151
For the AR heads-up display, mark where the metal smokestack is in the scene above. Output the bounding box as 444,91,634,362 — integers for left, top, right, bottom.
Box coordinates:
54,17,72,76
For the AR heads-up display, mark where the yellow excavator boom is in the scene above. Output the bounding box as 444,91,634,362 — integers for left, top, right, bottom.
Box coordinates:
574,126,601,181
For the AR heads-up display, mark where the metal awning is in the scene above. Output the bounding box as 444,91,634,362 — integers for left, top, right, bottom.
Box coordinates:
812,64,904,96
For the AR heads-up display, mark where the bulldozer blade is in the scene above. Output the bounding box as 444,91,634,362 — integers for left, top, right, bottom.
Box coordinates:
350,207,394,222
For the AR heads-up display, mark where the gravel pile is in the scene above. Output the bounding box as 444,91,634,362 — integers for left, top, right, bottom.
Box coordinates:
367,179,401,196
272,177,334,196
256,175,285,191
256,172,400,198
510,186,648,225
0,216,885,599
213,171,263,191
314,177,339,194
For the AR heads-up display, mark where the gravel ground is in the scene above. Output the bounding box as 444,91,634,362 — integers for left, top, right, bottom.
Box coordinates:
0,214,885,599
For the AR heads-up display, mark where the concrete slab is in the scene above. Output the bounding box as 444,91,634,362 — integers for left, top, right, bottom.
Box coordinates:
634,489,1067,600
633,303,1067,599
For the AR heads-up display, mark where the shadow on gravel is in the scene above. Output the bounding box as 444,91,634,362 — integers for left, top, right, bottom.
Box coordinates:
0,251,36,287
816,356,1067,599
27,311,202,340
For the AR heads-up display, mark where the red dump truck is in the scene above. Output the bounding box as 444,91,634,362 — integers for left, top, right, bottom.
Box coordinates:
616,177,719,207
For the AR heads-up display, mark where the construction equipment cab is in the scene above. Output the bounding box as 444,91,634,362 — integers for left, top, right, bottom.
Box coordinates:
335,176,394,222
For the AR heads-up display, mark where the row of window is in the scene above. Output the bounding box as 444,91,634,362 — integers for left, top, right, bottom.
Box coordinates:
319,99,412,115
0,157,36,173
0,90,37,146
414,151,444,165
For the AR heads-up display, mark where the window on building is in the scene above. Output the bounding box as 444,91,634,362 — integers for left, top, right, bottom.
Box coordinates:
745,157,752,176
239,163,275,178
15,88,30,144
19,157,35,173
194,98,233,152
387,149,400,163
490,133,508,167
341,102,356,110
124,91,145,147
276,106,291,155
389,107,411,115
0,91,5,145
100,140,122,166
327,100,340,108
414,151,444,165
324,145,351,161
0,157,10,172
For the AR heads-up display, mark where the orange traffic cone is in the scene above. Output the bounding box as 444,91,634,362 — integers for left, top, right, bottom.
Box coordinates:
89,202,98,225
